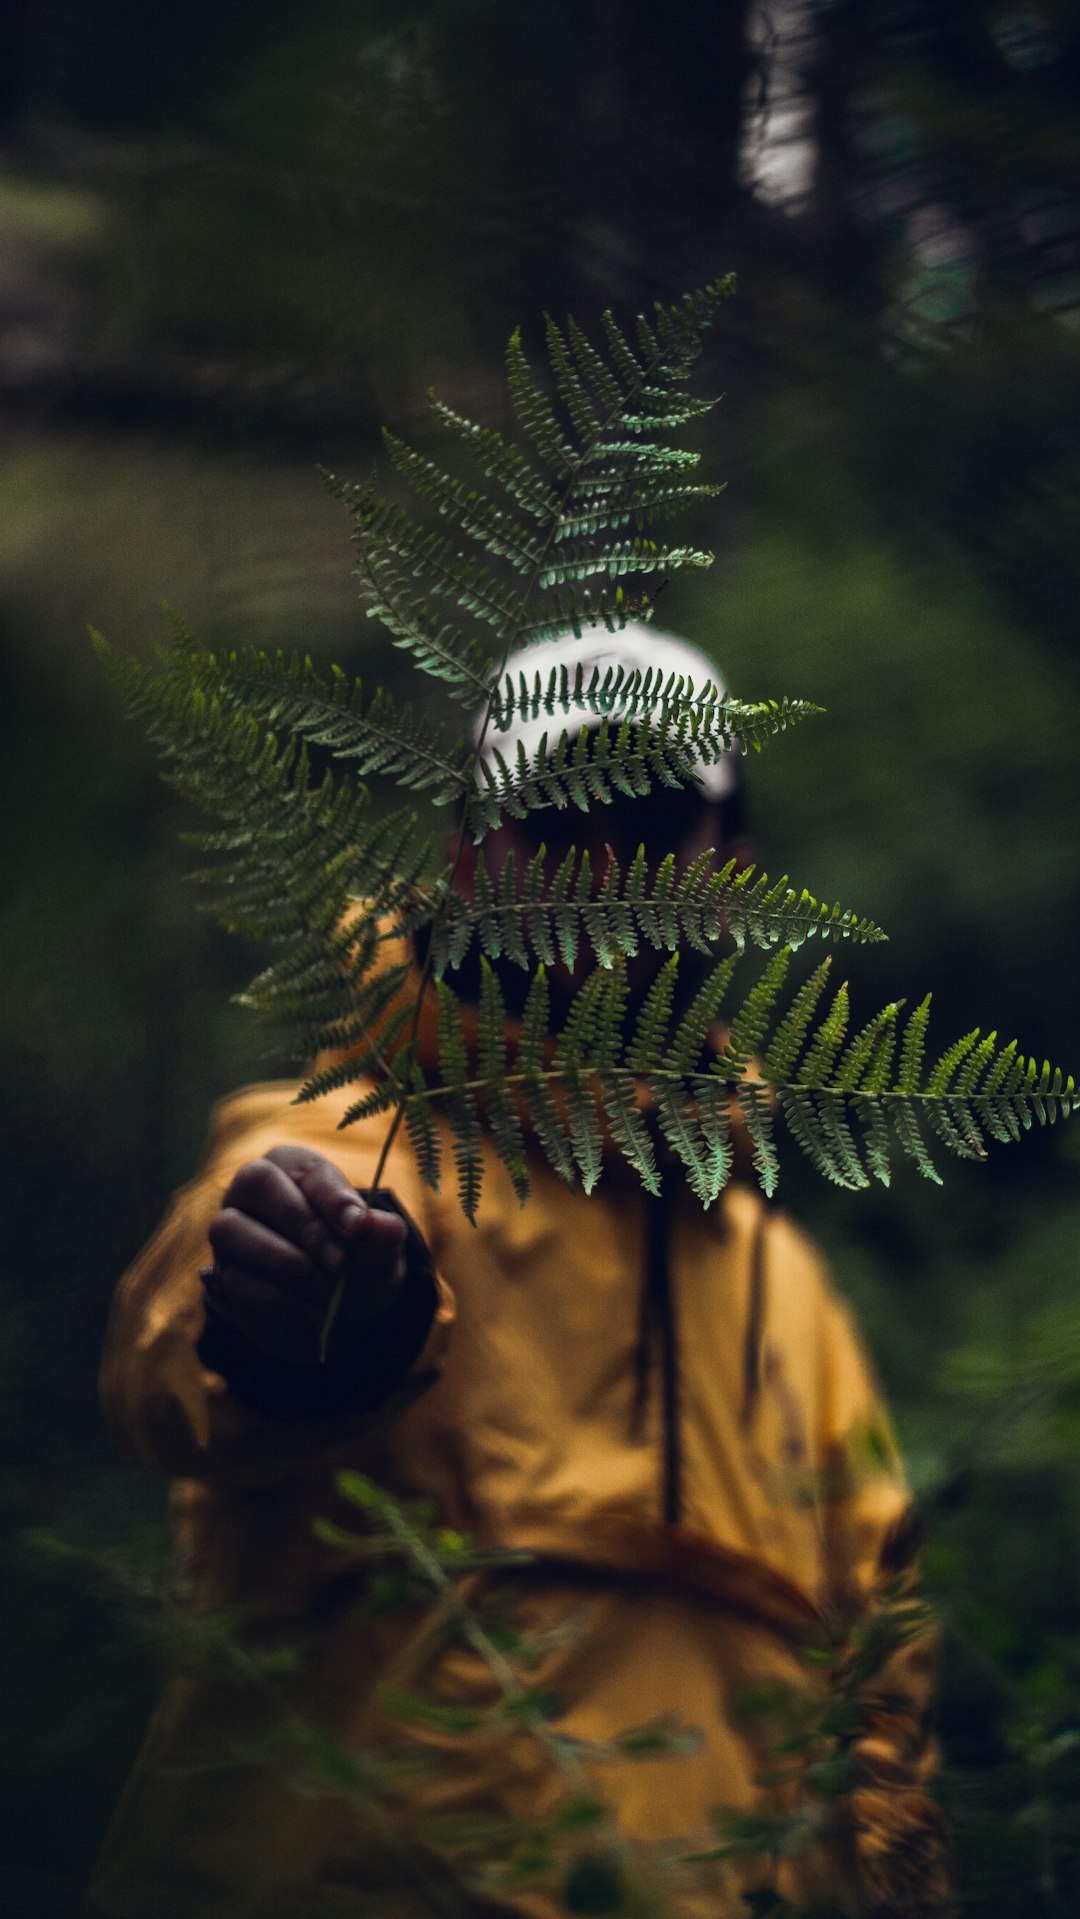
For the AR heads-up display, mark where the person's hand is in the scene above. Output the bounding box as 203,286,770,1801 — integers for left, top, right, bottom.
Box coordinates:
204,1145,408,1363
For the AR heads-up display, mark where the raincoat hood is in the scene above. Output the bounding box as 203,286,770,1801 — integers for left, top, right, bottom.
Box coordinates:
93,919,943,1918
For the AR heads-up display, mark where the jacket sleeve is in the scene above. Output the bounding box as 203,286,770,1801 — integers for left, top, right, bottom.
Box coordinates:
817,1289,954,1915
99,1084,454,1490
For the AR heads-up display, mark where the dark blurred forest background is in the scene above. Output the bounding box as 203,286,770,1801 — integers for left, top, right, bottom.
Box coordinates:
1,2,1079,1913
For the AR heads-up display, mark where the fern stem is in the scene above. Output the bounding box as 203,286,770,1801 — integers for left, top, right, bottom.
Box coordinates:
384,1062,1064,1115
436,858,885,965
320,310,712,1356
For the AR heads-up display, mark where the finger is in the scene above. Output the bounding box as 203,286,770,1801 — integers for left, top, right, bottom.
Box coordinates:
349,1206,409,1263
221,1158,350,1274
204,1266,322,1362
207,1208,335,1299
276,1154,409,1267
266,1146,372,1240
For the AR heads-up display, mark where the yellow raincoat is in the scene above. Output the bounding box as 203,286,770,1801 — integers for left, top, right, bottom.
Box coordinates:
92,954,947,1919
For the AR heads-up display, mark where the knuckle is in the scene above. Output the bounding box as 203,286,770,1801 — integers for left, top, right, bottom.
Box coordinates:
224,1158,274,1207
267,1144,325,1177
263,1143,301,1170
295,1152,346,1196
207,1206,244,1255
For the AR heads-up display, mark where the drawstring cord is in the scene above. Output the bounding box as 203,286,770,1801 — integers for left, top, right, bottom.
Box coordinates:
631,1142,773,1513
630,1264,654,1443
741,1203,771,1430
631,1126,684,1524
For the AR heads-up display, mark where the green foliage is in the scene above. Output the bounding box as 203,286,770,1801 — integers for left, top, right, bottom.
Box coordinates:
468,694,818,834
332,953,1074,1217
301,1469,948,1913
9,15,1080,1908
318,281,736,704
97,283,1077,1316
317,1473,711,1915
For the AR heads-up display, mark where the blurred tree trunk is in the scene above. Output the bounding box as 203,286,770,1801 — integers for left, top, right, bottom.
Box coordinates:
577,0,755,300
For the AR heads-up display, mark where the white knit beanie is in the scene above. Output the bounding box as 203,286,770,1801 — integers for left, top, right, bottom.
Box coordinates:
473,623,740,802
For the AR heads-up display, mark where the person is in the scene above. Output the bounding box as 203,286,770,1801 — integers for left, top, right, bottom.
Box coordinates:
91,629,950,1918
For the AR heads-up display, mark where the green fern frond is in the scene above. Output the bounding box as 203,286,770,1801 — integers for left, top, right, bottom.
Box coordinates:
487,662,818,745
739,1085,780,1197
345,483,524,637
385,956,1074,1209
382,432,546,574
695,1079,736,1199
858,1004,900,1097
721,949,793,1078
338,1079,402,1129
518,966,550,1074
511,587,649,647
977,1039,1022,1142
617,846,680,954
329,483,487,678
762,962,833,1082
175,647,469,803
668,955,743,1073
468,701,819,836
926,1027,982,1096
340,278,737,709
425,399,563,520
404,1064,442,1193
161,602,200,652
766,987,1074,1190
778,1088,840,1188
601,1071,660,1194
555,964,624,1071
647,1084,713,1203
96,633,367,916
544,314,602,447
922,1099,985,1161
278,960,415,1084
576,441,707,475
478,960,530,1203
565,313,625,418
537,537,714,587
107,622,1070,1211
507,327,579,474
554,480,723,544
855,1096,895,1188
96,275,1075,1243
563,1071,605,1192
835,1004,901,1094
95,631,446,1076
437,982,484,1222
816,1088,872,1191
897,992,932,1092
296,996,415,1105
889,1102,942,1184
799,982,852,1088
625,956,681,1071
488,662,707,727
521,1071,575,1188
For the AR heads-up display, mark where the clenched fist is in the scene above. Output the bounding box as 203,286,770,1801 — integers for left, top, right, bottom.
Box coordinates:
203,1144,409,1366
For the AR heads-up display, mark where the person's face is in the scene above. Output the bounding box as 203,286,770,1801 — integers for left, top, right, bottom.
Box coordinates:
455,782,748,1007
508,785,723,885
